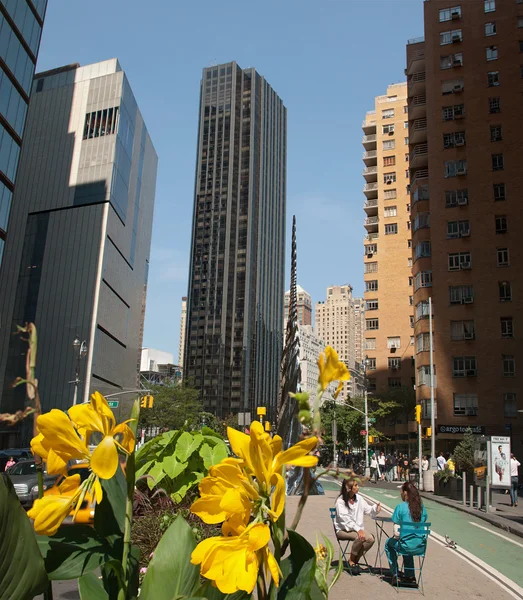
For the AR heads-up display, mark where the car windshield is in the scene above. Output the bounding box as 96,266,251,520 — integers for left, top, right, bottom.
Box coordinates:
10,461,36,475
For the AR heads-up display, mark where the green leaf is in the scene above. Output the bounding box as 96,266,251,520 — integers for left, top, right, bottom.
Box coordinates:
94,465,126,546
193,582,252,599
170,471,199,503
37,524,116,580
79,571,109,600
147,461,167,490
0,474,48,599
176,432,203,462
140,515,200,600
199,441,228,469
161,455,188,479
277,529,317,600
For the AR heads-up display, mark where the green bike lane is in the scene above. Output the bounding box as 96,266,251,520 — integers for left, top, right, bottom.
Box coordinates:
321,478,523,592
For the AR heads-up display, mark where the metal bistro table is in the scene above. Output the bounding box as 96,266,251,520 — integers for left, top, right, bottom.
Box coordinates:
374,515,393,575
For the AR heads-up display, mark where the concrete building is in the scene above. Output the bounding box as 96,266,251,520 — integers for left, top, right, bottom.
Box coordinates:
140,348,175,372
353,296,365,368
184,62,286,419
284,284,312,327
0,59,158,446
298,324,335,408
362,83,415,402
178,296,187,367
140,347,181,386
0,0,48,265
407,0,523,453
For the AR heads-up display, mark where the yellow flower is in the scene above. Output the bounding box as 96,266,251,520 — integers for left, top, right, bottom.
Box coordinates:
69,391,135,479
191,522,280,594
315,542,328,562
317,346,350,399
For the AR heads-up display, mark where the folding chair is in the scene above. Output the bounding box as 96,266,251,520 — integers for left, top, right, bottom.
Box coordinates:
329,507,371,576
394,522,431,595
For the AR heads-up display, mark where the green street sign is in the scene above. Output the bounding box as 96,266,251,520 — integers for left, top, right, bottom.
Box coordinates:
107,400,119,408
369,417,376,424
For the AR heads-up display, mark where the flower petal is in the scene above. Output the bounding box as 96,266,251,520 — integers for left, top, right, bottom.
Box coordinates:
265,547,281,587
59,474,81,495
31,433,48,460
273,436,318,472
90,435,119,479
90,391,116,433
93,478,103,504
227,427,253,468
68,403,104,436
269,473,285,521
112,422,136,454
46,448,68,475
191,495,229,524
37,410,89,460
28,495,74,536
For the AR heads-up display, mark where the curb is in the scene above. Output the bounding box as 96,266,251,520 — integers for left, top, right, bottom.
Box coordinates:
419,491,523,539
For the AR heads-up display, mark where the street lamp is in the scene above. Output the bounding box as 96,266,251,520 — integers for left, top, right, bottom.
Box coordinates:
71,336,88,405
362,356,370,477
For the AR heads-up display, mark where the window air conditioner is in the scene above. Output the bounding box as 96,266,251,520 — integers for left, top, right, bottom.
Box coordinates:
452,35,461,43
451,11,460,19
388,130,395,136
460,229,470,237
457,197,468,205
386,180,392,184
463,331,474,340
466,408,478,416
455,138,465,146
456,167,466,175
454,111,464,119
453,59,463,67
462,296,474,304
453,84,464,92
466,369,477,376
460,261,471,269
391,365,398,370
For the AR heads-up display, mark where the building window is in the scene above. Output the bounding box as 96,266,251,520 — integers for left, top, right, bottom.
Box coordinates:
454,393,478,416
484,0,495,11
444,160,467,177
443,131,466,148
415,241,432,259
384,188,397,200
382,108,395,119
442,104,464,121
388,378,402,388
449,285,474,304
410,315,415,328
385,223,398,235
367,357,377,370
490,125,502,141
487,71,500,86
441,53,463,69
413,213,430,232
365,280,378,292
383,140,396,150
407,239,412,249
445,188,468,207
448,252,471,270
365,338,376,350
404,136,409,145
409,295,413,305
408,257,413,267
414,271,432,291
503,354,515,377
440,6,462,22
405,153,409,162
383,124,395,135
452,356,477,377
366,319,379,330
492,153,504,171
497,247,510,267
83,107,120,140
504,393,517,418
501,317,514,338
383,156,396,167
451,320,475,340
447,219,470,238
364,262,378,273
489,97,500,113
409,276,413,286
440,29,463,45
384,172,396,184
486,45,498,61
416,301,432,322
499,281,512,302
519,17,523,28
416,333,432,353
417,365,435,387
387,336,401,349
384,206,397,217
495,215,507,234
388,358,401,370
485,22,497,36
366,299,379,311
493,183,506,201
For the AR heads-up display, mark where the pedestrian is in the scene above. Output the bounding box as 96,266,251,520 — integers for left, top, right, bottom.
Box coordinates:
437,451,447,471
422,455,429,472
385,453,393,482
510,453,520,507
391,453,398,482
385,481,428,586
447,455,455,474
4,456,15,471
402,455,410,482
397,454,403,482
370,453,378,483
378,451,386,481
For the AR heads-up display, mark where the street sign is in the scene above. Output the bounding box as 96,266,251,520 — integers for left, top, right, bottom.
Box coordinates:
369,417,376,424
107,400,119,408
360,430,367,436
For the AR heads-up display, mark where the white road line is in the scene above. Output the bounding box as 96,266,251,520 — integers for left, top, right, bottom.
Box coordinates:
468,521,523,549
360,491,523,600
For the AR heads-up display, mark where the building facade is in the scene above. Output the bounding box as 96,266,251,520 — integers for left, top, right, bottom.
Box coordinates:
179,296,187,367
407,0,522,452
0,60,157,446
284,284,312,327
184,62,286,419
140,348,175,372
298,324,336,408
0,0,47,265
140,348,181,386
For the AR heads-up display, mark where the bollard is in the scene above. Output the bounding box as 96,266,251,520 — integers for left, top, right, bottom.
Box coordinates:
462,471,467,506
477,486,482,510
470,485,474,508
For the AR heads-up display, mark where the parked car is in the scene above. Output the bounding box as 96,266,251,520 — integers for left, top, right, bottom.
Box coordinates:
6,459,58,508
44,463,95,525
0,448,32,472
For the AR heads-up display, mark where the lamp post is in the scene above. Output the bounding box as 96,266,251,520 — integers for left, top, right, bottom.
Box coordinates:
71,336,88,405
362,356,370,477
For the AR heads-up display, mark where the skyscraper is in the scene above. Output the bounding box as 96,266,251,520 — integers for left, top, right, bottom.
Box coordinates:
362,83,415,398
407,0,522,452
184,62,286,419
0,59,157,446
179,296,187,368
284,284,312,327
0,0,48,265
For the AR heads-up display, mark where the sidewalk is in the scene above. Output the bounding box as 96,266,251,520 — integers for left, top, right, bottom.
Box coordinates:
419,487,523,539
287,489,517,600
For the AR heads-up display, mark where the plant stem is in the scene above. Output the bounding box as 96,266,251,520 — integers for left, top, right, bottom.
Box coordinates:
256,568,267,600
281,468,311,555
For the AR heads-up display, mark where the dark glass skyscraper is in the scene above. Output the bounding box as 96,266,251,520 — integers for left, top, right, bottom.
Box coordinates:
185,62,287,419
0,0,47,265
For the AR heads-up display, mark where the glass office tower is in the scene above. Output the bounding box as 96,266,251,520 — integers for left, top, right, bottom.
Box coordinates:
185,62,287,419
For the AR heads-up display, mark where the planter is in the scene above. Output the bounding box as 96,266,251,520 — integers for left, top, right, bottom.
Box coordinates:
448,477,463,501
433,475,451,497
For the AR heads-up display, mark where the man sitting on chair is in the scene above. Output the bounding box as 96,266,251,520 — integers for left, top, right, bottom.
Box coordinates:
334,479,381,569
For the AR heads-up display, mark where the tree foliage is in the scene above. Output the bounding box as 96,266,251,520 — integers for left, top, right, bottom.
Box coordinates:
453,427,475,473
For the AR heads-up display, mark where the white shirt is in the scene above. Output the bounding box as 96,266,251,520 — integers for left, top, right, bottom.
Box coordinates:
422,459,429,471
370,456,378,468
334,495,377,533
378,455,386,466
511,458,521,477
437,456,447,470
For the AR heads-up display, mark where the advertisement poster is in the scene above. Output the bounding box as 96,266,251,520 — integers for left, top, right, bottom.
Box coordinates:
490,436,511,488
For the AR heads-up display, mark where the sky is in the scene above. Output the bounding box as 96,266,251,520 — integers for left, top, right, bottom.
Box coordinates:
36,0,424,362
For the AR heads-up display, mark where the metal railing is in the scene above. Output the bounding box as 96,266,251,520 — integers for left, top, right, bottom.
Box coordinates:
410,94,426,107
363,182,378,192
412,169,429,183
364,198,378,208
412,118,428,130
410,144,428,162
363,166,377,175
364,216,379,225
362,134,376,144
363,150,377,159
408,36,425,45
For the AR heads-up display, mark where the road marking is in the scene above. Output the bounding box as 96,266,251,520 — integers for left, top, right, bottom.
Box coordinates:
384,493,397,499
469,521,523,550
360,492,523,600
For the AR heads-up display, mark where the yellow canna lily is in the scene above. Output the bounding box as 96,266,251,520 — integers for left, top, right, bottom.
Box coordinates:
317,346,350,399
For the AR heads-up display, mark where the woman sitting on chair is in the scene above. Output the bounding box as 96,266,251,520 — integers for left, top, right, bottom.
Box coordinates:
386,481,428,585
334,479,381,569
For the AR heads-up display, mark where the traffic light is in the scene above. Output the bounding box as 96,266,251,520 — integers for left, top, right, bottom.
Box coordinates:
415,404,421,424
140,395,154,409
426,427,432,438
264,421,271,432
368,435,374,443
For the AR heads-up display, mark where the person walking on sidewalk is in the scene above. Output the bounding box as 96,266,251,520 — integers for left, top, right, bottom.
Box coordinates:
510,454,520,507
378,452,386,481
370,453,379,483
334,479,381,570
437,452,447,471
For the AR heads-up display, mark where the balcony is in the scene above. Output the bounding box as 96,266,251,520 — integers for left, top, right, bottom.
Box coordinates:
364,232,379,242
362,150,377,166
410,143,428,169
364,215,379,233
411,168,429,186
364,198,378,216
363,165,378,182
409,118,427,144
408,71,426,97
406,48,425,76
408,94,426,120
362,117,376,135
363,182,378,199
362,134,377,150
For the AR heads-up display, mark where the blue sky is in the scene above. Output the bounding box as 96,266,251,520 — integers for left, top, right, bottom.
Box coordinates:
37,0,423,361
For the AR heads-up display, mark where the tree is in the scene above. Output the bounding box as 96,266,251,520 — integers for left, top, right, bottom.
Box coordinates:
453,427,475,473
